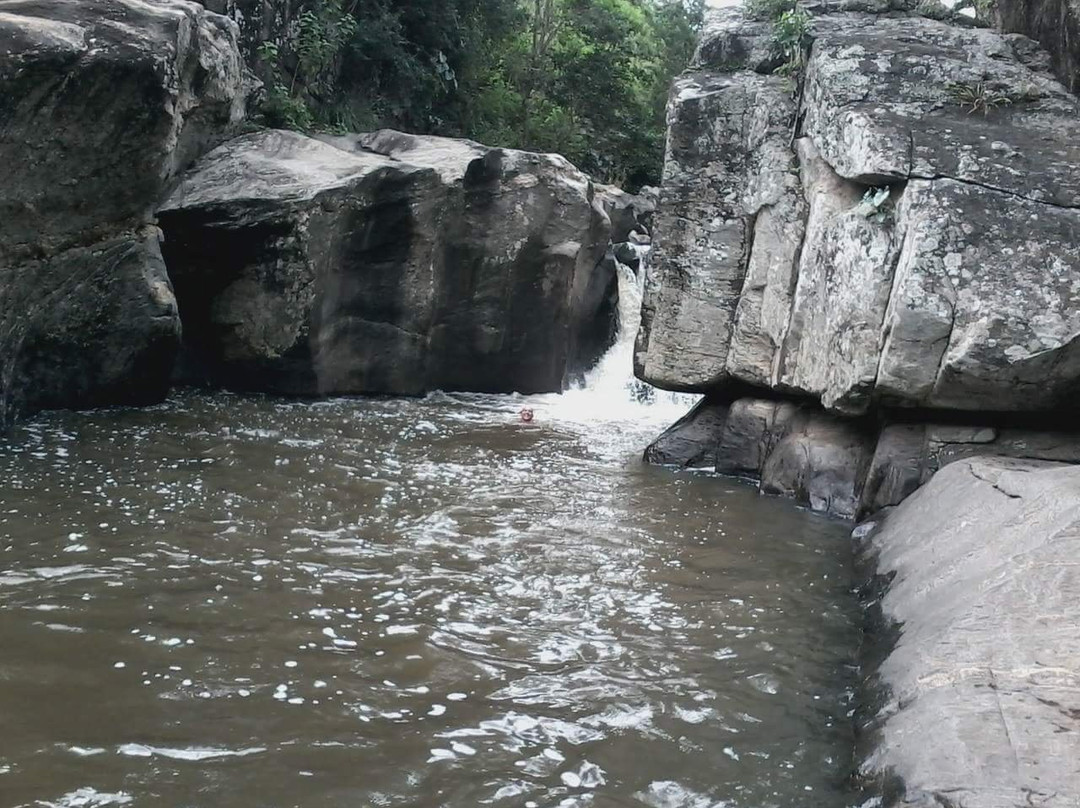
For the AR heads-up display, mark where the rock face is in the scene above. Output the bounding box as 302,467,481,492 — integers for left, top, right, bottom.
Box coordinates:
0,0,249,427
647,394,1080,518
858,457,1080,807
997,0,1080,93
158,129,615,396
637,8,1080,415
645,395,876,518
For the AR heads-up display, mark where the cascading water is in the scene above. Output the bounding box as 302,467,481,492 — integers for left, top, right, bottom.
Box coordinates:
0,250,861,808
546,249,699,430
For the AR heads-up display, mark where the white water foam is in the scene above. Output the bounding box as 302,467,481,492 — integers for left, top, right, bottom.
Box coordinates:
544,257,699,429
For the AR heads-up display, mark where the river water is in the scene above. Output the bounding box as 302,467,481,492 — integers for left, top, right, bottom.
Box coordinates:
0,271,860,808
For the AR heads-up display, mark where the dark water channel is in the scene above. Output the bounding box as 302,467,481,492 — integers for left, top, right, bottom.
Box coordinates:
0,390,860,808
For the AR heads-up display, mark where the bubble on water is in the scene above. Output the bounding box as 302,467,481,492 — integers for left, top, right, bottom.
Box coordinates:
113,662,125,669
428,704,446,717
446,692,467,701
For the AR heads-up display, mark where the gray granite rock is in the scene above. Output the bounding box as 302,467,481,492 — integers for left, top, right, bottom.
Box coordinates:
776,139,899,414
996,0,1080,93
635,70,797,392
595,183,656,242
637,8,1080,416
159,129,615,396
860,457,1080,807
860,420,1080,514
714,398,801,478
642,397,731,468
759,409,877,518
0,0,249,427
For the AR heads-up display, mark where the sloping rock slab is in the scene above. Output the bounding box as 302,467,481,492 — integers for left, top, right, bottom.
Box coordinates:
860,457,1080,807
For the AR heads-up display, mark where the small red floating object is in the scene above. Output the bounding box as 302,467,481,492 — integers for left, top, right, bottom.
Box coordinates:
519,408,534,423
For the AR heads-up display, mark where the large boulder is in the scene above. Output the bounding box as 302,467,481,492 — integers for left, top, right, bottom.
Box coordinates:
642,396,730,467
594,183,656,242
858,457,1080,807
637,9,1080,416
635,69,800,391
643,394,877,518
158,129,615,396
0,0,249,427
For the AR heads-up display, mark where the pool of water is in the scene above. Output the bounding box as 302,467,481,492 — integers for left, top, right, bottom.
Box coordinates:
0,386,860,808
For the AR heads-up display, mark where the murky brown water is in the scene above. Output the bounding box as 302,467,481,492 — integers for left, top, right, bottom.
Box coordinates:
0,390,859,808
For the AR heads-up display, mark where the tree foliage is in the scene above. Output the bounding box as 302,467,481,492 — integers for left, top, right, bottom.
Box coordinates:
255,0,703,188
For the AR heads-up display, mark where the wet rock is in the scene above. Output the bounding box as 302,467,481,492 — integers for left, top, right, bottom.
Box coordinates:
759,410,877,518
858,424,929,518
0,0,249,426
644,394,876,518
714,398,801,478
642,397,730,468
159,129,614,396
859,456,1080,807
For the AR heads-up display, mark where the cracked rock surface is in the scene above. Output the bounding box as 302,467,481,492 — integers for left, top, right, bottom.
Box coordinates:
637,8,1080,414
860,457,1080,808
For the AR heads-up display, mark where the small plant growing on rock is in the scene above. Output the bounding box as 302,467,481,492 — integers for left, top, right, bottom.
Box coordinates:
946,81,1014,115
855,186,892,223
772,7,812,77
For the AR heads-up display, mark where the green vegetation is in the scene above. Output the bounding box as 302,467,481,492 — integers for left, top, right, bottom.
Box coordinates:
856,186,892,223
772,6,812,76
743,0,811,79
255,0,704,189
946,81,1014,114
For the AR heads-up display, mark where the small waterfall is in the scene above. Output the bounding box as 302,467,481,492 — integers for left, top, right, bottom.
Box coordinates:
549,249,699,426
580,260,654,403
